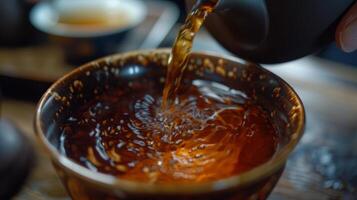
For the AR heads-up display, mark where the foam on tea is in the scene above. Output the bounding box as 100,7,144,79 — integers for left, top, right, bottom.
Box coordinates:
60,0,279,183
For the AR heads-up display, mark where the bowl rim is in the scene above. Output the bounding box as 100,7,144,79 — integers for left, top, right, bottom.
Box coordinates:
34,48,305,195
29,0,147,38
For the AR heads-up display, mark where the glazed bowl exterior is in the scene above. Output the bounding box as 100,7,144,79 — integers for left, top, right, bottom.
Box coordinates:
35,49,305,200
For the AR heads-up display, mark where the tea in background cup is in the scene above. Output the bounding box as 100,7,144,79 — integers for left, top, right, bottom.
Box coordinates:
30,0,147,65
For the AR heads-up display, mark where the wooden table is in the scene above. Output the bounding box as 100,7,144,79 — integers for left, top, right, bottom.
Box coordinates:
2,28,357,200
268,58,357,199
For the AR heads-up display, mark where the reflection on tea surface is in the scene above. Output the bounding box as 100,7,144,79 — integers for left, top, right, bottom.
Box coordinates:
61,77,278,183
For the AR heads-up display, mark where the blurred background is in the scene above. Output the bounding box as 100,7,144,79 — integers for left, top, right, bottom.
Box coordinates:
0,0,356,199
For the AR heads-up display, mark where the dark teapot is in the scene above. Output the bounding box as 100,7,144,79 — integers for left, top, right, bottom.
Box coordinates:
186,0,356,63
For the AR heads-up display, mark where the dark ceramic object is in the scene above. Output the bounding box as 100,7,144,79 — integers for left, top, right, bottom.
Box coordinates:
0,119,35,199
187,0,356,63
35,49,305,199
0,0,38,46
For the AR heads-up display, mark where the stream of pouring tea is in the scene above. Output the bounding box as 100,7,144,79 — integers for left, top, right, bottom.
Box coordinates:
161,0,218,109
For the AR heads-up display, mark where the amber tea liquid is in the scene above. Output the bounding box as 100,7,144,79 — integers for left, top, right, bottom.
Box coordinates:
61,0,279,184
61,78,278,183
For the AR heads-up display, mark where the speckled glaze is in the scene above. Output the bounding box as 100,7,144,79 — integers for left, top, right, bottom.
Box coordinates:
35,49,305,200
